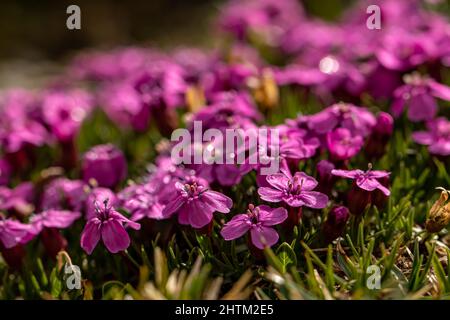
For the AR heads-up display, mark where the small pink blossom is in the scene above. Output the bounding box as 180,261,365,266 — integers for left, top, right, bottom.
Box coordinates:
221,204,287,249
258,170,328,208
331,165,391,196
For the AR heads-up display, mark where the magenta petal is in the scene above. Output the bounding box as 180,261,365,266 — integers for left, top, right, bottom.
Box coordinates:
161,195,185,217
293,172,318,191
299,191,329,209
41,210,81,229
258,187,283,202
266,173,290,191
429,81,450,101
177,205,190,225
0,220,31,249
250,226,279,249
101,220,130,253
369,171,390,178
258,206,288,226
283,196,305,207
429,141,450,156
412,131,433,145
407,94,437,122
80,220,101,255
201,190,233,214
331,169,362,179
220,214,251,240
215,165,243,186
109,210,141,230
356,177,380,191
188,200,213,228
377,184,391,196
390,98,405,118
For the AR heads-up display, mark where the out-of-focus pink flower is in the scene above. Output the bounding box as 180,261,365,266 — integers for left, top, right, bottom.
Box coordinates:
41,178,87,212
119,183,165,221
280,128,320,161
308,103,376,137
133,62,187,109
41,89,92,142
0,89,48,153
326,128,364,161
82,144,127,189
376,29,439,71
30,209,81,233
29,209,81,257
0,182,34,212
0,217,34,249
99,82,150,132
391,74,450,122
218,0,303,42
70,47,162,82
221,204,287,249
412,117,450,156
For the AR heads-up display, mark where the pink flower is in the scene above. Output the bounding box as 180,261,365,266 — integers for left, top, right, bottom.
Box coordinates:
331,165,391,196
280,127,320,160
221,204,287,249
412,117,450,156
30,210,81,233
391,74,450,122
41,89,92,142
82,144,127,189
307,103,376,137
0,182,34,211
80,200,140,254
41,178,87,212
326,128,363,160
30,210,81,257
258,170,328,208
322,206,350,243
85,188,117,220
0,218,33,249
119,183,165,221
161,176,233,228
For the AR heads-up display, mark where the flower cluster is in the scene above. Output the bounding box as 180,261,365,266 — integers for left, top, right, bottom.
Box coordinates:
0,0,449,274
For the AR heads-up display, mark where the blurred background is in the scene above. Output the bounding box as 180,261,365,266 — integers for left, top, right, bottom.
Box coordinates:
0,0,447,88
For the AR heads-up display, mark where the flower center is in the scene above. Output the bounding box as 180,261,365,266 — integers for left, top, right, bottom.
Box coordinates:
183,182,205,199
246,204,259,225
287,176,304,196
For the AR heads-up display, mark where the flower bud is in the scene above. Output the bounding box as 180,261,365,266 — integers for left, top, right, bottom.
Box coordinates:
322,206,350,243
347,183,371,216
282,206,302,232
41,228,68,258
426,189,450,233
0,243,25,270
365,112,394,160
316,160,336,195
372,176,390,208
82,144,127,189
373,112,394,136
